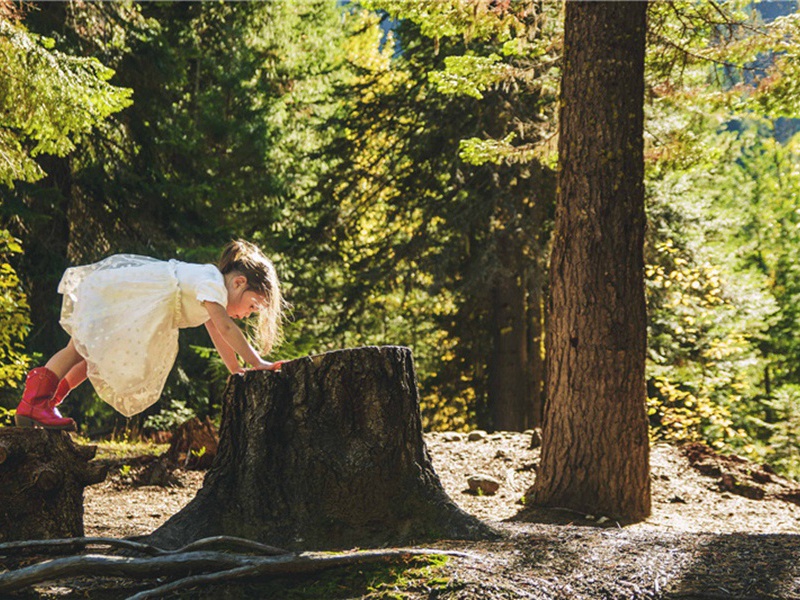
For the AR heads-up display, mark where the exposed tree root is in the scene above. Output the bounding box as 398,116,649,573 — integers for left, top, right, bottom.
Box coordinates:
0,535,470,598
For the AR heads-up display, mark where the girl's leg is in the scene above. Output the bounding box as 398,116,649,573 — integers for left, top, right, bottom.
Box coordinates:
45,339,84,380
64,360,88,389
53,360,87,406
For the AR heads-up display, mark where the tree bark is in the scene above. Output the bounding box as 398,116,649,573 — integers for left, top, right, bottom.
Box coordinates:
526,254,546,429
19,154,73,358
530,1,651,521
488,236,530,431
0,429,108,542
145,346,494,550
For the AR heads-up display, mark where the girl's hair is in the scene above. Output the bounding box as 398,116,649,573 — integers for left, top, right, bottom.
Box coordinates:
218,240,283,354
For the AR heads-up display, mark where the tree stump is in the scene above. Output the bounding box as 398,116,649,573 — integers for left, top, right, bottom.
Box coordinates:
146,346,494,550
163,416,219,470
0,429,108,542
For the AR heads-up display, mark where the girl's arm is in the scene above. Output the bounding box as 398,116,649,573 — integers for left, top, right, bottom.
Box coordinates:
203,301,278,370
204,319,244,374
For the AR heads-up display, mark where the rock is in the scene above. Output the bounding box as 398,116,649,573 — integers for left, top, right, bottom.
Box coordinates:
468,474,501,495
442,432,466,442
468,430,487,442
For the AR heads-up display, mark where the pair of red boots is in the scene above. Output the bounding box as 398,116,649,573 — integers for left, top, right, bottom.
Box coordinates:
14,367,76,431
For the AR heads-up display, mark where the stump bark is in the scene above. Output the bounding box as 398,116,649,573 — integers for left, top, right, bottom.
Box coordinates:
0,429,108,542
146,346,493,550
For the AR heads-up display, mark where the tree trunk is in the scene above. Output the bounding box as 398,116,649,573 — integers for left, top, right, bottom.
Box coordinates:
530,1,651,521
145,346,494,551
19,154,73,358
0,429,108,542
488,241,530,431
526,259,546,429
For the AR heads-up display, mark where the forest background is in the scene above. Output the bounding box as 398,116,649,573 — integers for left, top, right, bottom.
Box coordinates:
2,0,800,479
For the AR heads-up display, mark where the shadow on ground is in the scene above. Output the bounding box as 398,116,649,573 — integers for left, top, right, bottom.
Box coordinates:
494,522,800,599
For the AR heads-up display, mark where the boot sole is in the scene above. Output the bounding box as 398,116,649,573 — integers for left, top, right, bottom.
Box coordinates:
14,414,77,432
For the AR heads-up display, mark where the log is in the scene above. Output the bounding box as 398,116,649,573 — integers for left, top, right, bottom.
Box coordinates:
0,429,108,542
145,346,494,550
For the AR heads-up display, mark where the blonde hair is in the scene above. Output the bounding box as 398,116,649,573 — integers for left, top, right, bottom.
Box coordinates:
218,240,283,354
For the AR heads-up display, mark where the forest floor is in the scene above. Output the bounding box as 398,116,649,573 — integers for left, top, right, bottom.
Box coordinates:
6,431,800,599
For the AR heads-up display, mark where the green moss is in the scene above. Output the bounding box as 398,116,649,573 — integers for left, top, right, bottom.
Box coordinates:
82,438,169,462
197,554,452,600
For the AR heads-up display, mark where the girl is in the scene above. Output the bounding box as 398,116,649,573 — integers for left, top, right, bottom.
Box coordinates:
15,240,283,430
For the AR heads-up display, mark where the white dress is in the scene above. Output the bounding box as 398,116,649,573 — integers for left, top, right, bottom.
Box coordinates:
58,255,228,417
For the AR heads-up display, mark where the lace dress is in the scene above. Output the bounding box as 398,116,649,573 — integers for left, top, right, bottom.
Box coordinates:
58,255,228,417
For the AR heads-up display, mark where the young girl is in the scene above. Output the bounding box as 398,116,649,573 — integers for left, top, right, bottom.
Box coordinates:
15,240,283,430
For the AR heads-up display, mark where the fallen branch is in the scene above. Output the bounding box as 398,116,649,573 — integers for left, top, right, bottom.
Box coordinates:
0,537,471,597
126,548,463,600
0,551,258,592
0,535,288,558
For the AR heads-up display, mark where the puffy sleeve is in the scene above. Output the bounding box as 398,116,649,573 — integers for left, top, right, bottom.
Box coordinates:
194,264,228,306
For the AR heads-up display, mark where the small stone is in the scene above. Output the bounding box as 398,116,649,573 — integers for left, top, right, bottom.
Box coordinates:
442,432,466,442
467,474,501,495
468,430,487,442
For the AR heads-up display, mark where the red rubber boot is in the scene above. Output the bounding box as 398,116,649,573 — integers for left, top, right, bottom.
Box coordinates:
14,368,77,431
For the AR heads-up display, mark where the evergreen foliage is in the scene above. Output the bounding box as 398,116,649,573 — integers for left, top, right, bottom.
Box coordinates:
1,0,800,477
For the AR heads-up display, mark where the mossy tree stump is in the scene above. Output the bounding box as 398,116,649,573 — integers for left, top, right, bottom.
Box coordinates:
146,346,493,550
0,429,108,542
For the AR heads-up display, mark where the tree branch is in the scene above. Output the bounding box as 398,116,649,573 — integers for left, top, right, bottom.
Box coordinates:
0,538,472,596
126,548,471,600
0,535,288,558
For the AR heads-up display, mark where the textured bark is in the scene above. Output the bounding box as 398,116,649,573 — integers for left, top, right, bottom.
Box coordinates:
0,429,108,541
530,1,651,521
526,265,545,429
146,346,493,550
488,253,530,432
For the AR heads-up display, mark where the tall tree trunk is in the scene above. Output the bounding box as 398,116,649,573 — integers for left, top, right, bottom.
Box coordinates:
530,1,651,521
22,155,73,358
488,236,530,431
526,260,546,428
145,346,494,551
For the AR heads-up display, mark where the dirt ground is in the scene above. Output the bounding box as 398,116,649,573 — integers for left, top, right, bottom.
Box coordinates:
8,431,800,598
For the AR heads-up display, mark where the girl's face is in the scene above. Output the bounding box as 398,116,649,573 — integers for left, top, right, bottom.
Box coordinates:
226,275,266,320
